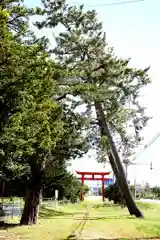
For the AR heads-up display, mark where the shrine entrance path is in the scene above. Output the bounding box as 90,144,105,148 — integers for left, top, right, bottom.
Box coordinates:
63,200,160,240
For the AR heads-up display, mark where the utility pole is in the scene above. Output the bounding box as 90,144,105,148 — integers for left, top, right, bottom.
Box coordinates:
134,178,136,199
123,160,153,199
134,162,153,199
124,161,128,179
123,159,132,181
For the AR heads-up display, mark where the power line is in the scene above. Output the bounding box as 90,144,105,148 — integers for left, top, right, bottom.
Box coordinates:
129,132,160,170
123,133,160,168
144,132,160,150
144,132,160,147
88,0,144,7
136,132,160,159
122,133,159,178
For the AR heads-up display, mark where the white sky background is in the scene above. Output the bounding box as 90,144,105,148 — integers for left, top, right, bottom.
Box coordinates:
26,0,160,187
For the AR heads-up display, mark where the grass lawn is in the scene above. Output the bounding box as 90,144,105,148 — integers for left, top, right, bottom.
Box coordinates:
1,200,160,239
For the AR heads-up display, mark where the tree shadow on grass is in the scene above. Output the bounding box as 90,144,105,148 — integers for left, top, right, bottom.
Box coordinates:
93,203,120,209
88,238,160,240
73,215,134,220
39,206,74,219
63,237,160,240
0,222,19,230
64,234,77,240
57,215,135,221
39,206,86,219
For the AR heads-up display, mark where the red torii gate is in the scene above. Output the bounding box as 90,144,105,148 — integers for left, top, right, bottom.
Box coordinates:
76,171,110,201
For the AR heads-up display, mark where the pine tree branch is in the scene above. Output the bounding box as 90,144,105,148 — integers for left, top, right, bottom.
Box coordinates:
55,93,67,101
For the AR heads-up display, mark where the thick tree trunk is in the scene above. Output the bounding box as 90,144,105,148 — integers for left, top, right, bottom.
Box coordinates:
94,101,143,218
20,158,45,225
20,185,42,225
109,155,125,207
107,152,125,206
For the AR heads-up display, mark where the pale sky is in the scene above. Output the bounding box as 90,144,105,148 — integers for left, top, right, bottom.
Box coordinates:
26,0,160,187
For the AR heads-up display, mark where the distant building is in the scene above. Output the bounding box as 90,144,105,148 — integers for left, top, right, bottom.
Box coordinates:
104,178,114,186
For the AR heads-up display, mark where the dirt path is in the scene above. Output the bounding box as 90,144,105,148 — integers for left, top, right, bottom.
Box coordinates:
65,205,89,239
66,206,160,240
0,231,21,240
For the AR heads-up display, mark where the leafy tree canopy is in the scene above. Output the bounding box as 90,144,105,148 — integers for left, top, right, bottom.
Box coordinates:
36,0,151,161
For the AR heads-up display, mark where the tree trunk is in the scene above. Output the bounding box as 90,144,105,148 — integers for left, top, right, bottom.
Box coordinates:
94,101,143,218
20,185,42,225
109,155,125,207
20,158,46,225
107,152,125,206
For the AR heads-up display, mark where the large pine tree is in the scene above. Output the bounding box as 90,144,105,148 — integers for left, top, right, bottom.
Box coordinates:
36,0,151,217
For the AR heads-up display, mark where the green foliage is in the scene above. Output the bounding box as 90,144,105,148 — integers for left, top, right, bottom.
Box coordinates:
104,183,122,205
0,165,88,201
60,175,89,203
0,0,89,206
38,0,151,161
0,0,44,37
0,0,152,223
151,186,160,199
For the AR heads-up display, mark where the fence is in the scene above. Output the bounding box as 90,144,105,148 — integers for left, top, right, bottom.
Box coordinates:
0,197,23,221
0,197,71,221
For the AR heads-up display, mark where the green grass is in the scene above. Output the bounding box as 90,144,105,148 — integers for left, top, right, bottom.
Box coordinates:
0,197,24,205
1,200,160,240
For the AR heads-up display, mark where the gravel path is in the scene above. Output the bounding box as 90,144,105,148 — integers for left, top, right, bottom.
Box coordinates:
0,231,21,240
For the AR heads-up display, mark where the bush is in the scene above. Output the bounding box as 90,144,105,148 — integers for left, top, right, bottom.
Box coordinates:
104,182,123,205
